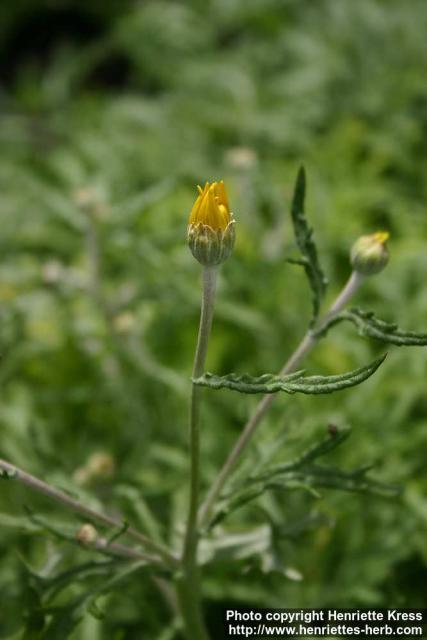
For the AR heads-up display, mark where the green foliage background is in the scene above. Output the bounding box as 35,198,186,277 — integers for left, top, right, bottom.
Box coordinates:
0,0,426,637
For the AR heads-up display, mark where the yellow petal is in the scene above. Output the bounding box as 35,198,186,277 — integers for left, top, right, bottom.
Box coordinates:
188,180,232,231
373,231,390,244
215,180,229,211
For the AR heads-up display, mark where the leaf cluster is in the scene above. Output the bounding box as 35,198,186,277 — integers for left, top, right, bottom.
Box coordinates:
207,426,400,530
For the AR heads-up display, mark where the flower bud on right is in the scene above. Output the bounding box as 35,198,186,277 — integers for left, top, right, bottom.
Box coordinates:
350,231,390,276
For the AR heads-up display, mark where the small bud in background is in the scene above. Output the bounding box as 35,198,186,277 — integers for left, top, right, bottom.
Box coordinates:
350,231,390,275
113,311,137,334
41,260,64,285
76,523,98,546
188,181,235,266
87,452,115,479
73,451,115,486
225,146,258,171
73,187,109,221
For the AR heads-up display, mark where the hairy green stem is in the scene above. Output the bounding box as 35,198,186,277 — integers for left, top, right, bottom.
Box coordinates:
179,266,218,640
198,270,364,527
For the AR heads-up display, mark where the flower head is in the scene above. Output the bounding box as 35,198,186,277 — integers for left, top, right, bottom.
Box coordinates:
188,181,235,266
350,231,390,275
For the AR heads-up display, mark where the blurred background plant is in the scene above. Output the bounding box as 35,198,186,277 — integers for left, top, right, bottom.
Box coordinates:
0,0,426,638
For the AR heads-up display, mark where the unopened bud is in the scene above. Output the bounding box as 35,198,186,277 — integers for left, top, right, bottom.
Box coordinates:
188,181,235,266
113,311,137,334
225,146,258,171
41,260,64,285
76,523,98,546
350,231,389,276
73,187,108,220
87,452,115,479
73,451,115,486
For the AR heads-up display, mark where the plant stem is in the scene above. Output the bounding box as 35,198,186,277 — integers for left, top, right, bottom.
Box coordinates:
176,577,210,640
198,270,364,527
185,266,218,548
92,536,157,563
0,458,178,568
180,266,218,640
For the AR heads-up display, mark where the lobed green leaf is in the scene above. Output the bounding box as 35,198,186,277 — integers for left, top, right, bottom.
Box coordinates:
288,166,328,325
208,426,400,529
193,354,386,395
317,307,427,346
249,426,352,483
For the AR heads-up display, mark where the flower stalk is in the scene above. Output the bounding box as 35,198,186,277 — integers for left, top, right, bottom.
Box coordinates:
178,180,236,639
184,265,218,554
178,266,218,640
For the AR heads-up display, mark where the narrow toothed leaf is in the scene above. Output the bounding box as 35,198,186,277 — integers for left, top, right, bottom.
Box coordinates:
251,426,352,482
193,355,386,395
317,307,427,346
208,427,400,529
288,167,328,325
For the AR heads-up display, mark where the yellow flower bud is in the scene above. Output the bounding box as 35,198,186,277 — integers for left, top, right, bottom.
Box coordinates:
350,231,390,276
188,181,235,266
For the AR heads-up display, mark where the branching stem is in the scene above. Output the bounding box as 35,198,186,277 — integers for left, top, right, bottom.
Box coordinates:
0,458,178,568
92,536,157,563
198,270,365,527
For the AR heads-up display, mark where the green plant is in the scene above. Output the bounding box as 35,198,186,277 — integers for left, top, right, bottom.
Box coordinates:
1,168,426,639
